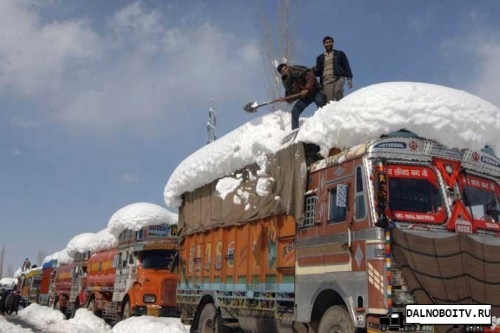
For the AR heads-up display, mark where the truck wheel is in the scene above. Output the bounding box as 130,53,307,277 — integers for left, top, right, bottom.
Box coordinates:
70,302,79,319
198,303,226,333
87,298,96,315
54,298,60,312
317,305,354,333
380,324,388,332
122,301,131,320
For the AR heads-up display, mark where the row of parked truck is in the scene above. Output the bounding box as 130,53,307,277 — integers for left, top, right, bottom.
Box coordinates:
16,220,179,323
13,128,500,333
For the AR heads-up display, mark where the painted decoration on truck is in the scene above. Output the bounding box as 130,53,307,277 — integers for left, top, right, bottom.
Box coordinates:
215,241,222,270
268,226,277,269
227,241,235,267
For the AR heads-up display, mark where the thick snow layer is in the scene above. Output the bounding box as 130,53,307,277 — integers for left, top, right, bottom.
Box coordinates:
46,202,178,261
298,82,499,156
42,248,72,266
0,277,18,289
107,202,178,237
164,81,500,208
66,228,117,258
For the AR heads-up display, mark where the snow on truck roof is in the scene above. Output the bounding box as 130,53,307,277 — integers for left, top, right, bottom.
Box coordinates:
107,202,178,236
49,202,178,260
164,81,500,208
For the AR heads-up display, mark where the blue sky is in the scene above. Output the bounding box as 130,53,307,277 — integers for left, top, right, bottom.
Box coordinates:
1,0,499,274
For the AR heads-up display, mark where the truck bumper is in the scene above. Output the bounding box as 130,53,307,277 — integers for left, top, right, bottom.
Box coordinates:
132,306,180,317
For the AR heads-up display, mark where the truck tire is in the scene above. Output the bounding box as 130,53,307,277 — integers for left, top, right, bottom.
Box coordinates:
87,298,96,315
317,305,354,333
122,300,131,320
54,298,60,312
69,301,79,319
380,324,388,332
198,303,226,333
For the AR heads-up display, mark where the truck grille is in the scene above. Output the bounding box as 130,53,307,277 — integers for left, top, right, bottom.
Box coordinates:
161,279,177,306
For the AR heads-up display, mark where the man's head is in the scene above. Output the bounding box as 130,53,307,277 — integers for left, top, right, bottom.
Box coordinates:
323,36,334,52
277,63,289,76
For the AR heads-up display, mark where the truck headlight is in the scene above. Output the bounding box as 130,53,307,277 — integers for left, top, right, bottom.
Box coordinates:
143,294,156,303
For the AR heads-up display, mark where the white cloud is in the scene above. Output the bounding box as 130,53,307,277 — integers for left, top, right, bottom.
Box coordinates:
10,116,42,128
0,1,102,97
439,12,500,108
467,41,500,108
119,173,139,184
13,149,25,156
0,1,264,134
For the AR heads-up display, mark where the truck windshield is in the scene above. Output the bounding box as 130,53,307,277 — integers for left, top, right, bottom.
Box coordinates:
460,175,499,222
141,250,176,270
386,165,445,223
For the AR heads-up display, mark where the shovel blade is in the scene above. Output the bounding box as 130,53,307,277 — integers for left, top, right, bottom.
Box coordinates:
243,102,259,113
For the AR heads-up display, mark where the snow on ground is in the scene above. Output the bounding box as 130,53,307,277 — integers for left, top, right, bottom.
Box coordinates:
0,277,18,290
0,304,189,333
1,304,498,332
164,81,500,208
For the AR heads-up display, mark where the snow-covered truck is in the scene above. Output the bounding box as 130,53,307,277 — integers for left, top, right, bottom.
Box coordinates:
38,259,57,306
17,266,42,306
166,83,500,333
80,222,179,323
51,262,75,316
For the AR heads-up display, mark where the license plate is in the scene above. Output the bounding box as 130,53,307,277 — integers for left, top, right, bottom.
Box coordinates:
147,307,159,317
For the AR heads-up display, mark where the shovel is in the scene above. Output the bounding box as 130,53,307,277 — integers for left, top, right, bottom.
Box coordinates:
243,92,302,113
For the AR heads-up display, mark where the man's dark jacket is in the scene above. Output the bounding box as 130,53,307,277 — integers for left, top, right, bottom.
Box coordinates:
315,49,353,85
281,65,319,99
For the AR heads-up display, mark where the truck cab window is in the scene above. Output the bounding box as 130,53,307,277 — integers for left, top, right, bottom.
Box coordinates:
329,186,348,223
388,178,442,213
461,178,499,222
141,250,176,270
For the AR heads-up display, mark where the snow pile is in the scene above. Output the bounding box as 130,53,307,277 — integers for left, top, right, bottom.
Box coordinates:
17,305,113,332
42,248,72,266
107,202,178,237
66,228,117,258
164,81,500,208
298,82,499,156
113,315,189,333
0,316,32,333
0,304,189,333
164,111,291,207
0,277,18,289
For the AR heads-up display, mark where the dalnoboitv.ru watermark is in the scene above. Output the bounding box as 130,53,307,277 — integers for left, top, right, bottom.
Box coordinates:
405,305,491,325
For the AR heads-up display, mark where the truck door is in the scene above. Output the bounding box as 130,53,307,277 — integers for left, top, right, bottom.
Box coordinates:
322,178,354,270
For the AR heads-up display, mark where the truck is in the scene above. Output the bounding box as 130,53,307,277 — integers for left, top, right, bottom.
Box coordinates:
81,222,179,323
66,250,90,317
51,262,75,316
17,266,42,307
38,259,57,306
173,132,500,333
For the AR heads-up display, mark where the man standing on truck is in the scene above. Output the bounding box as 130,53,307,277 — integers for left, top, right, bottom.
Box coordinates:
22,258,31,271
277,63,326,130
314,36,353,101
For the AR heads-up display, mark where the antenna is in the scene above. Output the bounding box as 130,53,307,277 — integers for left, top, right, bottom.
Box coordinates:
207,99,217,144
